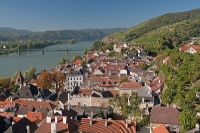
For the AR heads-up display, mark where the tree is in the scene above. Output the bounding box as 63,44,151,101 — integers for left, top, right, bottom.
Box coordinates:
83,48,88,55
179,108,197,133
72,54,82,62
161,88,173,106
81,61,87,68
11,71,18,81
97,109,104,118
36,71,52,89
59,58,67,65
109,91,142,121
28,67,36,78
51,71,66,92
24,70,29,79
23,67,36,79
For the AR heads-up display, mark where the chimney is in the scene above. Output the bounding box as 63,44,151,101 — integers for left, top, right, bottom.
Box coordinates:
47,116,51,123
105,120,107,127
26,125,30,133
55,116,58,123
196,124,200,131
109,70,111,75
68,104,70,111
90,118,92,126
158,79,160,84
126,121,128,128
67,93,70,101
63,117,67,124
51,122,56,133
173,103,176,108
91,110,93,118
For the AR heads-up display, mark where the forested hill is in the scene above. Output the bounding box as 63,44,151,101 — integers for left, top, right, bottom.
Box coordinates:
0,27,126,42
102,8,200,47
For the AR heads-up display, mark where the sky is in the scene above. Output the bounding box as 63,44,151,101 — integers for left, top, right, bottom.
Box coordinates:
0,0,200,32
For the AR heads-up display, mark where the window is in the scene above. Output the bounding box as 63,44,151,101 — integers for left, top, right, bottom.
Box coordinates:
84,103,86,107
95,103,98,106
80,78,81,80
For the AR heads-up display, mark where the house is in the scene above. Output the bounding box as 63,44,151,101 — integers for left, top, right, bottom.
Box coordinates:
151,124,171,133
180,45,200,54
119,82,142,95
146,76,165,96
66,70,84,92
0,115,11,133
13,99,58,115
0,88,12,101
6,117,38,133
163,56,171,64
150,105,180,133
98,77,118,90
34,116,78,133
79,118,136,133
137,86,154,116
113,44,122,52
70,89,111,107
14,106,34,117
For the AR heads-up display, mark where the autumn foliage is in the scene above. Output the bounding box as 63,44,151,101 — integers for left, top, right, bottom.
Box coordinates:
36,71,66,91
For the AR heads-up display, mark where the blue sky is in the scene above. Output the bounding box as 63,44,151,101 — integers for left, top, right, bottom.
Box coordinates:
0,0,200,31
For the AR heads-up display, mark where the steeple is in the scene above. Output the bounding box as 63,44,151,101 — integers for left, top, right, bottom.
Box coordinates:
15,69,24,86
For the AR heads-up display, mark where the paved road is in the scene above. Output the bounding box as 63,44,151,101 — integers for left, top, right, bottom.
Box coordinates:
137,126,150,133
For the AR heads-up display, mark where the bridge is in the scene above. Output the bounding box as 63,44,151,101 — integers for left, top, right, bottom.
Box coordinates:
0,47,85,54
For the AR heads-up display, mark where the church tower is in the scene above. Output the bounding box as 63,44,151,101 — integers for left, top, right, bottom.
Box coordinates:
15,70,24,87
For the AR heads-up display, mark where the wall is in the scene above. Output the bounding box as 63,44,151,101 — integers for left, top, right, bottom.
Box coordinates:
70,96,91,106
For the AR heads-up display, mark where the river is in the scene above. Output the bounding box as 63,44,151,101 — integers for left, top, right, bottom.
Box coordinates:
0,41,93,78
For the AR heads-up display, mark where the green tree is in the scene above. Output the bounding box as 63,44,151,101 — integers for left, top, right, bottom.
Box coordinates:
59,58,67,65
109,91,142,121
72,54,82,62
161,88,173,106
24,70,29,79
179,108,197,133
98,109,104,118
28,67,36,78
11,71,18,82
83,48,88,55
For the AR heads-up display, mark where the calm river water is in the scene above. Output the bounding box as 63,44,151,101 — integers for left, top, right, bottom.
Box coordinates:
0,41,93,78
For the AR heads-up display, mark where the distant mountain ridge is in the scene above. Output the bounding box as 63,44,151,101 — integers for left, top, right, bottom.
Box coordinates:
0,27,127,42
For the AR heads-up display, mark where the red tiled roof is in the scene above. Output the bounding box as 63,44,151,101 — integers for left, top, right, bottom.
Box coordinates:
0,112,12,118
163,56,171,63
148,77,165,91
79,118,136,133
35,116,77,133
98,77,118,87
120,82,142,89
152,124,171,133
74,89,93,97
192,45,200,51
0,101,16,108
180,45,200,51
26,111,46,124
73,60,82,65
12,117,22,122
104,90,120,95
13,99,55,110
180,45,190,51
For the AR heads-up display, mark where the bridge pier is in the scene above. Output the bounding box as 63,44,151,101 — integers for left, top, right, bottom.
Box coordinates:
18,51,20,55
42,50,44,55
66,49,68,55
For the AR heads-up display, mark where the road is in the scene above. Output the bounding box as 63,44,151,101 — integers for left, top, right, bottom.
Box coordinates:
138,126,150,133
